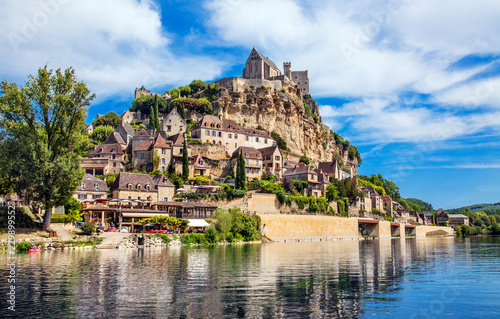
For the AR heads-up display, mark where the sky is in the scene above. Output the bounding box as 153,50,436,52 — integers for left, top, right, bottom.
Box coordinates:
1,0,499,209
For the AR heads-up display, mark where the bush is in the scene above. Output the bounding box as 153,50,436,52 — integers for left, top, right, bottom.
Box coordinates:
308,203,319,212
189,176,211,185
16,241,32,252
80,223,95,235
299,155,310,165
155,233,171,243
51,214,71,224
276,190,287,204
227,189,246,200
271,131,288,151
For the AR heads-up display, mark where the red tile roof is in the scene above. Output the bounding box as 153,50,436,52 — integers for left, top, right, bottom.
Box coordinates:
231,146,262,160
135,141,153,151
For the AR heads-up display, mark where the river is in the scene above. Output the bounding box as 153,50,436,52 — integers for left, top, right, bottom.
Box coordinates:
1,237,499,318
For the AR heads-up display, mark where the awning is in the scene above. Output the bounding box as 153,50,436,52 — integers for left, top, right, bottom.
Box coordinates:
122,212,171,218
188,219,210,228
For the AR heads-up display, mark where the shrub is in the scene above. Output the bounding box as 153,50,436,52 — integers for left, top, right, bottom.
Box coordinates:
276,190,287,204
227,189,246,200
80,223,95,235
308,203,319,212
299,155,310,165
51,214,71,224
271,131,288,151
16,241,32,252
322,141,327,150
155,233,171,243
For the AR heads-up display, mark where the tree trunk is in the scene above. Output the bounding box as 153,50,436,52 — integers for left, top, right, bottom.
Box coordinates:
42,207,52,231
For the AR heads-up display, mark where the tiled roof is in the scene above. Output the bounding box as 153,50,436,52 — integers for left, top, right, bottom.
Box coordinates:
381,196,392,202
78,173,109,192
168,133,184,145
253,48,280,72
317,161,340,175
153,134,171,148
103,131,126,145
258,145,279,156
192,154,210,169
89,143,124,156
135,141,153,151
116,122,135,137
231,146,262,160
361,187,380,197
283,165,317,177
135,129,150,138
195,115,271,139
448,214,469,219
111,172,173,190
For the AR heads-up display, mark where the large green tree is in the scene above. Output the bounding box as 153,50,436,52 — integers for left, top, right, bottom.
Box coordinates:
94,111,121,128
0,65,94,230
90,125,114,145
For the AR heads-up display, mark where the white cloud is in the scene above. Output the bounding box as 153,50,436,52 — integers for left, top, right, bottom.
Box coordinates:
0,0,225,100
434,76,500,109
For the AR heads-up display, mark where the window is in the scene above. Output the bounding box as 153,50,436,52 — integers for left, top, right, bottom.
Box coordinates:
246,136,249,141
246,168,249,173
256,137,259,142
167,126,171,131
265,139,267,144
228,133,232,138
113,162,116,167
112,148,115,152
169,119,171,123
79,194,86,200
256,159,259,165
212,131,216,136
218,132,222,137
275,156,280,161
245,152,249,157
146,185,151,191
164,188,168,193
235,134,238,139
161,166,165,171
141,153,145,159
246,159,249,165
162,197,168,201
112,154,116,159
93,194,100,199
137,184,142,190
128,196,132,199
180,148,183,154
235,143,237,148
206,130,210,135
128,184,133,190
81,182,85,190
257,153,261,159
162,148,166,155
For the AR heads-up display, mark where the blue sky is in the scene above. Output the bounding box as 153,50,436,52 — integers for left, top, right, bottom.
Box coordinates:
1,0,499,209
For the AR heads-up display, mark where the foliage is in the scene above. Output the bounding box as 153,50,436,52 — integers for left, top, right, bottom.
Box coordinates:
337,200,347,216
64,197,81,216
276,190,287,204
226,189,246,200
411,204,421,213
0,206,40,228
399,198,410,210
329,178,364,204
256,124,265,131
189,176,211,185
203,82,220,100
213,208,262,242
80,222,95,235
150,169,162,176
405,198,434,212
67,209,84,222
299,155,310,165
169,97,213,115
182,139,189,181
330,131,344,145
130,94,170,114
0,65,91,230
259,180,284,193
347,145,362,166
95,112,121,128
358,179,386,196
322,141,327,150
292,180,308,194
16,241,32,252
51,214,71,223
168,173,184,189
303,99,313,118
138,215,188,229
358,174,400,200
235,149,246,190
326,183,339,202
153,150,160,169
189,79,208,94
271,131,288,151
261,172,278,183
91,125,114,145
333,153,344,167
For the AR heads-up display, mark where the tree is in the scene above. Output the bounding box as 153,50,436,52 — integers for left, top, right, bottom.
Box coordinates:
149,103,156,130
90,125,114,144
0,65,93,230
271,131,288,151
326,183,339,202
189,79,208,94
235,149,246,190
130,94,169,115
182,139,189,181
154,95,160,129
299,154,310,165
94,111,121,128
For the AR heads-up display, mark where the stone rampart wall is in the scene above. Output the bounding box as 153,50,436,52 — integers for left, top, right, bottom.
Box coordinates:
257,214,359,241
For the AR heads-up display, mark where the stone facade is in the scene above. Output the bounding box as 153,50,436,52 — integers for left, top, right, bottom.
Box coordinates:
73,174,109,201
161,106,186,136
283,164,323,198
110,172,175,202
230,146,263,181
258,145,284,178
243,47,281,80
88,143,126,174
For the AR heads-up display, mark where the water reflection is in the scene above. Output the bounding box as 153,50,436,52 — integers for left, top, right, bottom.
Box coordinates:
1,237,499,318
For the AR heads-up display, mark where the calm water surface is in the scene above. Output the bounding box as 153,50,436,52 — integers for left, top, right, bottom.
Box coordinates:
1,237,499,318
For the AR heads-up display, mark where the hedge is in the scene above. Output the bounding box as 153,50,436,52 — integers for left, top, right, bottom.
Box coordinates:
51,214,71,224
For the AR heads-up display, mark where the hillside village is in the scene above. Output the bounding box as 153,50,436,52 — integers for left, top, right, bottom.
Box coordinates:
1,49,472,235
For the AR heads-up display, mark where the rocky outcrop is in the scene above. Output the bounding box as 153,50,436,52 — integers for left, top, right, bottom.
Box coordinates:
212,83,356,165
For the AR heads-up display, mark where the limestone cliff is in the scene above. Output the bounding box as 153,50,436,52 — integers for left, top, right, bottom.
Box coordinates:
210,82,358,168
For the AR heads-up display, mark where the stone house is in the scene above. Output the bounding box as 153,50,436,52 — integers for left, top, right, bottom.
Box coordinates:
74,174,109,201
362,187,384,213
231,146,263,181
110,172,175,202
314,168,330,196
190,115,275,155
381,196,394,216
88,143,126,174
258,145,284,178
409,211,424,224
356,189,373,213
317,160,342,181
191,154,211,177
80,157,109,176
283,163,322,198
121,109,143,124
436,208,449,225
161,106,186,136
448,214,470,227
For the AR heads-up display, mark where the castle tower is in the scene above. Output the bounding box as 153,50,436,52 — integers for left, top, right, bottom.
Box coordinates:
283,62,292,80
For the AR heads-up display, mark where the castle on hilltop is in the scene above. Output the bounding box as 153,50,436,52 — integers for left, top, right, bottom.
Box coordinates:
215,48,310,94
242,47,309,94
